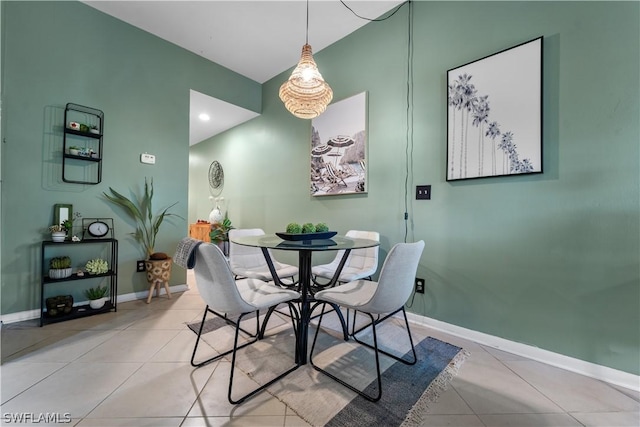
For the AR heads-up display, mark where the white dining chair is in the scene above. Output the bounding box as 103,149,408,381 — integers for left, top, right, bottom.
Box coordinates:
311,230,380,285
309,240,425,402
229,228,298,286
190,243,301,404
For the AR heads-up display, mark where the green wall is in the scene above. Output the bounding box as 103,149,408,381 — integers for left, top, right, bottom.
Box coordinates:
189,1,639,375
0,1,260,314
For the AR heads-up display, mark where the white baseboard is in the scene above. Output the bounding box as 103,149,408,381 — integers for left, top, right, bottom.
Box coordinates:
117,284,189,303
0,284,190,327
3,291,636,392
406,312,640,392
0,309,41,325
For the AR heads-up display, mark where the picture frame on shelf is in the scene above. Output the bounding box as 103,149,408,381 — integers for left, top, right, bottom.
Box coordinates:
446,36,543,181
54,204,73,227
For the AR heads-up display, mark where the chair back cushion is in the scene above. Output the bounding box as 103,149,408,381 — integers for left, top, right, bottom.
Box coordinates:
344,230,379,275
229,228,268,270
363,240,424,313
194,243,255,314
311,230,380,282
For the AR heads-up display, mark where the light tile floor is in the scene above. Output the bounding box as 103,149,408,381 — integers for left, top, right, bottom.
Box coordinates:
1,272,638,427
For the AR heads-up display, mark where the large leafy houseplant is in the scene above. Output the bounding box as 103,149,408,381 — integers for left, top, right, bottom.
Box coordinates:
104,178,182,259
209,213,234,243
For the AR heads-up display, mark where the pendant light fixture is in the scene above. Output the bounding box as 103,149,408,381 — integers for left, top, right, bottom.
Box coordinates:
279,0,333,119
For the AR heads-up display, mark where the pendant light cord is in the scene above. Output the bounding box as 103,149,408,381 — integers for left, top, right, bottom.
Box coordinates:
340,0,408,22
339,1,413,242
305,0,309,44
338,1,414,243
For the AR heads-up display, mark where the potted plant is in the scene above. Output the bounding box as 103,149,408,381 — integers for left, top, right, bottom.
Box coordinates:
85,285,109,309
62,211,81,241
209,213,233,255
85,258,108,275
104,178,182,300
48,224,66,242
68,146,81,155
49,256,72,279
89,125,99,135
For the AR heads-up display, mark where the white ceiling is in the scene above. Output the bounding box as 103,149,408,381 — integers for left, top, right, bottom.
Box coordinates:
83,0,404,144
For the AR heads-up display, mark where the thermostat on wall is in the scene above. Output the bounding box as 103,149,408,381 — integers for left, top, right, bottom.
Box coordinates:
140,153,156,164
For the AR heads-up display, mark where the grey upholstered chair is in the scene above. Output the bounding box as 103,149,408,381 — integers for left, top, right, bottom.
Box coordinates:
229,228,298,286
311,229,380,284
309,240,425,402
190,243,301,404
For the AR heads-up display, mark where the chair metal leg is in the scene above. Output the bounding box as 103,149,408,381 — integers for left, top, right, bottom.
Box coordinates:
228,303,301,404
206,307,259,338
190,305,259,368
326,303,349,341
351,307,417,366
309,304,383,402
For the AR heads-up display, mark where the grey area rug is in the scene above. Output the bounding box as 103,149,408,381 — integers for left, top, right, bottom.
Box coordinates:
325,336,466,427
187,311,468,427
187,311,258,335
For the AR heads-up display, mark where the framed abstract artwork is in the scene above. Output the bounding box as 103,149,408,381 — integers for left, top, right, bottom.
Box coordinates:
447,37,543,181
310,92,367,196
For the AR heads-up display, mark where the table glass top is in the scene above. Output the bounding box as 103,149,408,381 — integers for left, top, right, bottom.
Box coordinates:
231,234,379,252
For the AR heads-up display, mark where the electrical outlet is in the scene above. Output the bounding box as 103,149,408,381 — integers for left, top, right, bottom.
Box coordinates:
415,278,425,293
136,260,146,272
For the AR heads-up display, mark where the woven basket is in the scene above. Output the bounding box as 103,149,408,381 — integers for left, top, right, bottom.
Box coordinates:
46,295,73,316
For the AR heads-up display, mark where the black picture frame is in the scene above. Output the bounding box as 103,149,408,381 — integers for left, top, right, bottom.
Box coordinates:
447,37,543,181
53,204,73,227
310,92,368,196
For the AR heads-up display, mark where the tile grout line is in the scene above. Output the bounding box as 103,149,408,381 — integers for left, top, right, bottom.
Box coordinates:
491,352,589,426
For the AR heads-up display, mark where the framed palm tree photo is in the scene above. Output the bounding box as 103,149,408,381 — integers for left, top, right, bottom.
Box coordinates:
447,37,543,181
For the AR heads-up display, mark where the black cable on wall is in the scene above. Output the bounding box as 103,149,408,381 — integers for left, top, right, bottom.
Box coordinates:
340,1,414,242
403,0,414,244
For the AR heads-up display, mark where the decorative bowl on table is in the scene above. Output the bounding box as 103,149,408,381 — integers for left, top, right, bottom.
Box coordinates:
275,231,337,241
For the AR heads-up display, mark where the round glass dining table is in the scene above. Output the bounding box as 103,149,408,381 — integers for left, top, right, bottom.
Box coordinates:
231,234,380,364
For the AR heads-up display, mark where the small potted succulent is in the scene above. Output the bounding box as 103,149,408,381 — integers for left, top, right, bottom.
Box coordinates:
62,211,81,240
85,285,109,309
68,146,81,156
85,258,108,275
48,224,66,242
49,256,72,279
